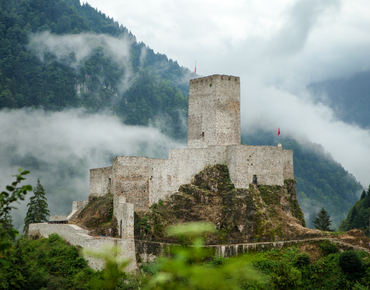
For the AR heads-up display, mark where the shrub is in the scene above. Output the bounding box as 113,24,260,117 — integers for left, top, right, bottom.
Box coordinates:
338,251,364,280
320,241,339,256
270,263,302,290
294,253,310,268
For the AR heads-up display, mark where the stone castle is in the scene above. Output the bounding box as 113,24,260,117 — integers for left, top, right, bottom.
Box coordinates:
29,74,294,270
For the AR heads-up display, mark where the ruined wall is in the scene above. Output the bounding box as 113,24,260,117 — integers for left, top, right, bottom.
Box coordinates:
282,149,294,180
112,157,153,211
72,200,89,212
49,215,68,221
89,166,112,198
228,145,292,187
114,197,134,240
145,145,294,207
187,75,241,148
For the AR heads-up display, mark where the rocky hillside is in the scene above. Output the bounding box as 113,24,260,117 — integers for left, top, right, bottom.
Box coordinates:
71,193,118,237
135,164,310,243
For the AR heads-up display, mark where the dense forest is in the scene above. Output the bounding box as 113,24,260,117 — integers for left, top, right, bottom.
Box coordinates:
0,0,190,140
340,186,370,234
0,0,365,231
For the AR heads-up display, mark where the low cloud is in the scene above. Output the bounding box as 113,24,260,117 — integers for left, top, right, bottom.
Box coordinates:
0,108,185,231
241,79,370,188
28,31,132,67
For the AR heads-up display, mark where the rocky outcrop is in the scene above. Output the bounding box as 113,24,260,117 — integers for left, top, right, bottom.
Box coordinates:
72,193,118,237
134,164,308,242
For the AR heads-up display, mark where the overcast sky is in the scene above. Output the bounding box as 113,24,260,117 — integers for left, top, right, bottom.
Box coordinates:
83,0,370,188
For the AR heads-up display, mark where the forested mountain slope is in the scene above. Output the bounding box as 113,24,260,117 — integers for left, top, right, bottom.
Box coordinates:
0,0,190,139
0,0,364,230
339,187,370,234
308,70,370,130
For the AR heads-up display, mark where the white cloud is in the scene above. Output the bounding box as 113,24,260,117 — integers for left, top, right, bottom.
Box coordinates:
0,108,184,230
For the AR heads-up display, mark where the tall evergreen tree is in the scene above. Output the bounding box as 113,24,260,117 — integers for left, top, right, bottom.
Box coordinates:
360,190,367,200
313,207,333,231
23,179,50,233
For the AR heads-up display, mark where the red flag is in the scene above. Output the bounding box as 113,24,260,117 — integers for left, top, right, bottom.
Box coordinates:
278,128,280,135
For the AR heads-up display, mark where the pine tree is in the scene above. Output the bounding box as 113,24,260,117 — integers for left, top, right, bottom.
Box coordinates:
313,207,333,231
23,179,50,233
361,190,367,200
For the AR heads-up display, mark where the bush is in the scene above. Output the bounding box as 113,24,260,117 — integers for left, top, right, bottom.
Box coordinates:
270,262,302,290
320,241,339,256
294,253,310,268
338,251,364,280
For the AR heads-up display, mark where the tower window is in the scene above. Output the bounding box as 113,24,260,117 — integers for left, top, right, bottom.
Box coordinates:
253,175,258,185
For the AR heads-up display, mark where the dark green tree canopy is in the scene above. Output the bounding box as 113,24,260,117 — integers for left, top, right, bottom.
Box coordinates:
23,179,50,233
0,169,32,264
360,190,367,200
313,207,333,231
340,184,370,235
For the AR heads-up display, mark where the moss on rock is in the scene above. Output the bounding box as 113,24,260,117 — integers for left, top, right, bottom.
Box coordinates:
135,164,307,242
73,193,118,237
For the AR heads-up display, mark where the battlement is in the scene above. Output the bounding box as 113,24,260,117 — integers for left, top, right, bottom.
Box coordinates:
187,74,241,148
189,74,240,85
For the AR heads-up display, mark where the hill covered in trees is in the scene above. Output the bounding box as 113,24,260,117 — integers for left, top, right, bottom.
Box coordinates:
0,0,365,230
308,70,370,130
339,187,370,235
0,0,190,140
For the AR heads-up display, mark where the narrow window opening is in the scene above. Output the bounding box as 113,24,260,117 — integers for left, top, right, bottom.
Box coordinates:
253,175,258,185
120,220,123,238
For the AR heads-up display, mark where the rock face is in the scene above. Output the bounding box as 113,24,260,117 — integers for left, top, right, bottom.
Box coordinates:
135,164,306,242
73,193,118,237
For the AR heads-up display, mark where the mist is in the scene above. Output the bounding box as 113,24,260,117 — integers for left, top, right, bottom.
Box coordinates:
0,108,185,231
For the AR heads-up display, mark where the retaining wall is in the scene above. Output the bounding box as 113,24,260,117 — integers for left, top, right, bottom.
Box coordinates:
135,238,370,264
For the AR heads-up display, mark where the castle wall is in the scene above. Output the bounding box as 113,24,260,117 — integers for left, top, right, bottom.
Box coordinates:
89,166,112,198
145,145,294,207
282,149,294,180
112,157,159,211
114,197,134,240
188,75,240,148
229,145,287,186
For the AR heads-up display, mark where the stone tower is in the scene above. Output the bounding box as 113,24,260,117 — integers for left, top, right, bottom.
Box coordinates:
187,74,241,148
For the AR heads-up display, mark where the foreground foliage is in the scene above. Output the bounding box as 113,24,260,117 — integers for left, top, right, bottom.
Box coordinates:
2,230,370,289
0,169,32,264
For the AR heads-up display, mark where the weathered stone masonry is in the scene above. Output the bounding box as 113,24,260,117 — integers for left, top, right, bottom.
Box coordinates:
29,74,294,270
89,74,294,214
